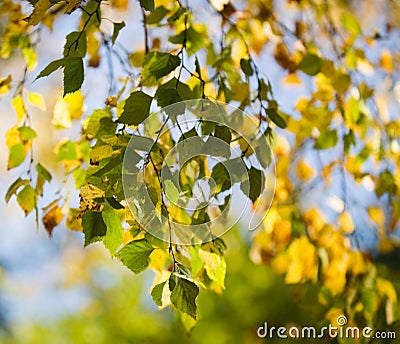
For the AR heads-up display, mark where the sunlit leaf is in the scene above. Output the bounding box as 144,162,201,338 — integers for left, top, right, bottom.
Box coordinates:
16,185,37,216
102,207,124,255
170,274,199,319
18,126,37,140
82,210,107,246
116,238,154,274
118,91,152,125
151,281,166,306
28,92,46,111
5,178,30,203
26,0,51,25
314,130,338,150
42,203,64,236
8,142,26,170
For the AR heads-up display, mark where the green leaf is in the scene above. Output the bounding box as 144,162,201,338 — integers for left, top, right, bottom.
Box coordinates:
341,13,361,36
35,162,52,196
154,79,192,111
375,170,397,198
83,109,112,138
298,54,324,76
241,167,264,203
36,163,52,181
118,91,152,126
8,143,26,169
92,156,122,177
314,130,338,150
214,125,232,144
343,130,356,155
63,31,87,57
63,57,84,96
146,6,169,25
112,21,126,45
36,58,65,80
167,7,186,23
17,185,37,216
57,140,77,161
155,87,182,109
140,0,154,12
210,162,231,193
266,108,287,129
18,126,37,140
151,281,166,306
240,58,253,76
105,197,124,210
82,210,107,246
170,275,199,319
5,178,30,203
169,27,205,54
142,51,181,82
116,238,154,274
102,207,124,255
164,179,180,204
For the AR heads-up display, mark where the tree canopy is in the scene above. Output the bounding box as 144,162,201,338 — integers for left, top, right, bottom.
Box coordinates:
0,0,400,334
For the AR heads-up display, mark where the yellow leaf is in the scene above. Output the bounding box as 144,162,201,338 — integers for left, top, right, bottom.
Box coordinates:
12,95,26,123
296,159,314,181
325,308,345,326
376,278,397,303
22,47,37,71
42,203,64,236
149,249,169,274
17,185,37,216
5,124,21,148
378,237,395,254
273,42,297,73
90,145,113,164
66,208,82,231
304,208,326,236
368,207,385,228
28,92,46,111
231,82,250,103
284,73,302,85
231,40,247,65
27,0,51,26
380,49,393,73
249,20,268,55
338,211,355,234
271,219,292,249
64,0,82,14
199,249,226,290
79,184,105,214
65,91,85,119
272,252,289,275
110,0,129,9
285,237,318,284
52,98,71,129
0,74,12,95
323,258,348,295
